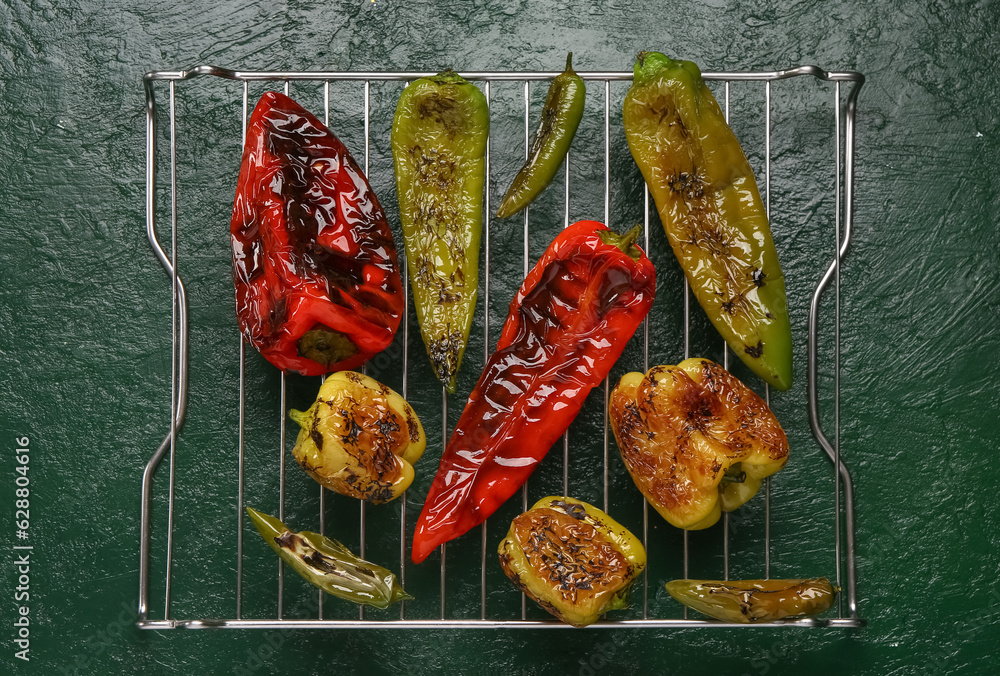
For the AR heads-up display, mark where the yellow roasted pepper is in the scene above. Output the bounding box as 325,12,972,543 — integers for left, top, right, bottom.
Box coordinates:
498,496,646,627
609,358,788,530
666,578,836,623
289,371,425,504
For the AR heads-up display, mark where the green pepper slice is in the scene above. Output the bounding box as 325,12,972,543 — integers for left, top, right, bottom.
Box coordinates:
666,578,837,623
496,52,586,219
391,70,489,392
623,51,793,390
247,507,411,609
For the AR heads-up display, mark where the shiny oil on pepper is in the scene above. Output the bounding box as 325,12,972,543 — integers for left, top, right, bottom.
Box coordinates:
495,53,586,219
623,52,792,390
498,496,646,627
411,220,656,564
666,578,836,623
391,70,489,392
610,358,788,530
289,371,426,504
247,507,411,609
230,91,404,376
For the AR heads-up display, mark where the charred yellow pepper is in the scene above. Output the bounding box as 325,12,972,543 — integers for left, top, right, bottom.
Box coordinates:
623,52,792,390
498,496,646,627
666,578,836,623
289,371,425,504
609,358,788,530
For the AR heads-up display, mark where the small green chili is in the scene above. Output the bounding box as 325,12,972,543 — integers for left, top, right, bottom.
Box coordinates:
247,507,411,609
496,52,586,219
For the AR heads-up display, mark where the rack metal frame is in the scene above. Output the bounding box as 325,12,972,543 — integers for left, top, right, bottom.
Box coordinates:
139,65,865,630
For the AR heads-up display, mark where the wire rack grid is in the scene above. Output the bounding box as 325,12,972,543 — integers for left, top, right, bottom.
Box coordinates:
139,64,865,630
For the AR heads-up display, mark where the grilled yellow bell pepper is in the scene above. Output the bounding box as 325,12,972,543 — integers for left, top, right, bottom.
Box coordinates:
289,371,425,504
666,578,836,623
498,496,646,627
609,358,788,530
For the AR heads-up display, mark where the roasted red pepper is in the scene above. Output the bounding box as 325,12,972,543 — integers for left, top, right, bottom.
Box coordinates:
411,220,656,563
230,91,404,375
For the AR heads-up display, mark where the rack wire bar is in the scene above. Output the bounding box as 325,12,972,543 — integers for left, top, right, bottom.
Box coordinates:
138,617,863,630
139,65,865,630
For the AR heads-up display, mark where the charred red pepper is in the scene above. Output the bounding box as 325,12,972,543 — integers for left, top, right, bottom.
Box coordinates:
411,220,656,563
230,91,404,375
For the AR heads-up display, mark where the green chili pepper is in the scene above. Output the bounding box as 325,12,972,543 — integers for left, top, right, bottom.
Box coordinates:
666,578,837,623
623,51,793,390
246,507,411,609
391,70,489,392
496,52,586,220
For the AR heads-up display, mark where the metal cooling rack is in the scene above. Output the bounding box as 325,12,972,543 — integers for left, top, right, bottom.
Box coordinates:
139,65,865,629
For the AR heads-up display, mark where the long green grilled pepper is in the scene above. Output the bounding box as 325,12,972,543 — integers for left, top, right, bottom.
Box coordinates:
623,51,792,390
666,578,836,623
496,53,585,219
391,70,489,392
247,507,411,609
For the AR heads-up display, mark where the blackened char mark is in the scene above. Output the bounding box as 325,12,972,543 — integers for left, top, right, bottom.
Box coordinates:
266,114,396,305
744,341,764,359
515,259,584,340
596,263,635,317
416,92,463,137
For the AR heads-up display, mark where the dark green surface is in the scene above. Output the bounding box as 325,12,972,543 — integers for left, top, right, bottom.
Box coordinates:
2,1,999,674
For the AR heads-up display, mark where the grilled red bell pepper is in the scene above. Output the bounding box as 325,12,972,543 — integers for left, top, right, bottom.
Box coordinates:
230,91,404,375
411,220,656,563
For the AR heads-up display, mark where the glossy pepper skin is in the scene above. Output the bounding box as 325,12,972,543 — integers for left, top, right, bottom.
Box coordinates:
289,371,426,504
231,92,404,376
666,578,836,623
496,53,586,219
411,220,656,564
246,507,411,609
498,496,646,627
391,70,489,392
610,358,788,530
623,52,792,390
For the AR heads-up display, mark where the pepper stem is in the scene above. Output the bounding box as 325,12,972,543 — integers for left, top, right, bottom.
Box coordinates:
430,69,467,86
297,326,358,366
289,408,309,431
597,224,643,261
721,463,747,485
565,52,574,73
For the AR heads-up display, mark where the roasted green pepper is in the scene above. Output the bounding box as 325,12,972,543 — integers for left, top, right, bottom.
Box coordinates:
496,53,586,219
498,496,646,627
623,52,792,390
289,371,425,505
666,578,836,623
610,358,788,530
247,507,411,609
391,70,489,392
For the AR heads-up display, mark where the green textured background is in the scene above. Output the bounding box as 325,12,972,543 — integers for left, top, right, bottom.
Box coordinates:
2,0,998,674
